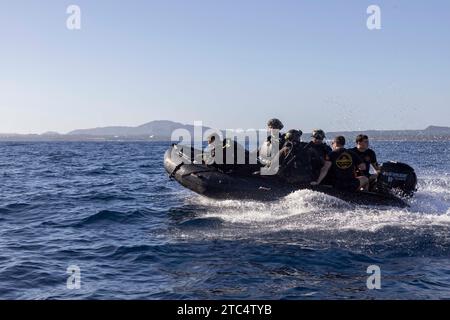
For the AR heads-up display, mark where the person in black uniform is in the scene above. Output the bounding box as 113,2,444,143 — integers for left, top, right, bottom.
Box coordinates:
203,133,253,174
310,136,369,191
277,129,316,184
306,129,332,181
351,134,381,183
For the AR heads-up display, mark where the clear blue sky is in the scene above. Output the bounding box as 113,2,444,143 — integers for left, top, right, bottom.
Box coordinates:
1,0,449,134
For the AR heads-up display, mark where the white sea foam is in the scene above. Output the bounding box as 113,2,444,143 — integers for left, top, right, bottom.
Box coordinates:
187,176,450,234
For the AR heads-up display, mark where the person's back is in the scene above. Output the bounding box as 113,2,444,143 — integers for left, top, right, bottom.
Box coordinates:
311,136,369,192
329,148,359,186
308,142,332,157
278,130,313,184
329,145,370,191
307,142,330,176
307,130,333,182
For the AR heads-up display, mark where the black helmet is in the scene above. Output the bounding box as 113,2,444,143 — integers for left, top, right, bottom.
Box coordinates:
312,129,326,140
267,118,284,130
285,129,302,142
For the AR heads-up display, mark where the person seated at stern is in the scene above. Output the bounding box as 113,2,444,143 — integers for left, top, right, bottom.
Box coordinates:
350,134,381,186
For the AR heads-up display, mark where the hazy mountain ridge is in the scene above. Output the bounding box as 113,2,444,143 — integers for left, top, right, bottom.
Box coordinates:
327,125,450,141
67,120,199,136
1,121,450,141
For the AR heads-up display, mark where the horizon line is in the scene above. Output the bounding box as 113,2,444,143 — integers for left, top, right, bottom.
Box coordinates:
1,120,449,136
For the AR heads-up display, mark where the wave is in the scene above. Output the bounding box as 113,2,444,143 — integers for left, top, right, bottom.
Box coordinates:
73,208,154,227
0,203,33,214
83,165,119,176
178,217,223,229
191,175,450,223
82,193,136,201
175,176,450,256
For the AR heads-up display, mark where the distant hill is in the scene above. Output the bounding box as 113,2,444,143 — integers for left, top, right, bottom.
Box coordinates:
41,131,61,136
1,121,450,141
327,125,450,141
67,120,212,138
423,125,450,134
0,120,216,141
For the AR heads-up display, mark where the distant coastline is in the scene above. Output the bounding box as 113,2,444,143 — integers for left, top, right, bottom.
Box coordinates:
1,121,450,142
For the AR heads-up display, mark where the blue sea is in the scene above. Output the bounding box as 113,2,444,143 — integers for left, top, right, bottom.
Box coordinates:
0,141,449,299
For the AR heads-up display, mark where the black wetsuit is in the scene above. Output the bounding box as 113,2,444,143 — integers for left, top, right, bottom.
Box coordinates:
307,142,332,180
279,141,314,184
207,139,258,174
350,147,378,177
328,148,363,191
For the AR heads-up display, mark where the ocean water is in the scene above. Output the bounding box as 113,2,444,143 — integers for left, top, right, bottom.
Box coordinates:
0,141,449,299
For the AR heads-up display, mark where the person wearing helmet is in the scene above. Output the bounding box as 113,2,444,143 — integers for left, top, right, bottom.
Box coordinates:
267,118,284,131
306,129,333,181
308,129,332,156
277,129,316,184
258,118,286,167
279,129,304,163
284,129,302,144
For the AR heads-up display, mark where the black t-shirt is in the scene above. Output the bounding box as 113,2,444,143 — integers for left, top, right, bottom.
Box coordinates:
328,148,362,182
279,141,314,184
279,141,310,165
307,142,332,180
307,142,332,160
350,147,378,177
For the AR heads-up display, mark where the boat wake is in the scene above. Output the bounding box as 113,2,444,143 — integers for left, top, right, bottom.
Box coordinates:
174,176,450,256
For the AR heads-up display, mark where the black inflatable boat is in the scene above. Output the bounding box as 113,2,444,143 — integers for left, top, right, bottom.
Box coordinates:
164,144,417,208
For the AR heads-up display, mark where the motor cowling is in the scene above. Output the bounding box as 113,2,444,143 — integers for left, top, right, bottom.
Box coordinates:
377,161,417,197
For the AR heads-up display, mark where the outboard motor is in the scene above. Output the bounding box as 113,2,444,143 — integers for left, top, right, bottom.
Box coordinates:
377,161,417,197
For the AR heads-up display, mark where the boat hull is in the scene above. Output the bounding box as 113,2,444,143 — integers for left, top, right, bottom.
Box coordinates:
164,146,409,207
